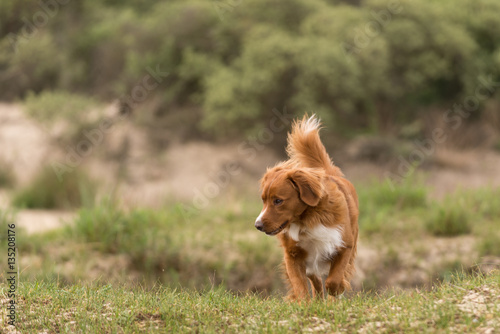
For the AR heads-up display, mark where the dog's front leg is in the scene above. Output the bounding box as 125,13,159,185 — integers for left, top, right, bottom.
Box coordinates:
308,275,324,299
325,245,353,297
283,250,309,301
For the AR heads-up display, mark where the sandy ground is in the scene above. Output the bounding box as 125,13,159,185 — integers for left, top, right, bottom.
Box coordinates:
15,210,75,234
0,103,53,186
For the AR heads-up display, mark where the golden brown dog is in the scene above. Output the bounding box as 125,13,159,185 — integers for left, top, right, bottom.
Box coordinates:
255,115,359,300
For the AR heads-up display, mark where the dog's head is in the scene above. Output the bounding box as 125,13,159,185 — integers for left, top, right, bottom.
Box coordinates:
255,167,325,235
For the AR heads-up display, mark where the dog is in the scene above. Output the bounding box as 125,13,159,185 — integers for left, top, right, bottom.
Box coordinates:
254,115,359,300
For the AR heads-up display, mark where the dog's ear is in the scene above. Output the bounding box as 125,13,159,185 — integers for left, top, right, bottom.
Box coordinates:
288,169,324,207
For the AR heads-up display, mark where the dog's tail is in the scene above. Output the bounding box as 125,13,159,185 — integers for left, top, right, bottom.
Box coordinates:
286,114,343,176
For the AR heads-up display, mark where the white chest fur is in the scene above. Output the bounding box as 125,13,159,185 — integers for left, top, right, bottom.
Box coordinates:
288,223,345,277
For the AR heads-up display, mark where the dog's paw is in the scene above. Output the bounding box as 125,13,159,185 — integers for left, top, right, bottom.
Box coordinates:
326,294,337,303
284,293,297,302
325,278,346,296
285,292,312,303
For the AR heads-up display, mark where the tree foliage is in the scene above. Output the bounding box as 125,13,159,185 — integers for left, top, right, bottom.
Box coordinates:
1,0,499,138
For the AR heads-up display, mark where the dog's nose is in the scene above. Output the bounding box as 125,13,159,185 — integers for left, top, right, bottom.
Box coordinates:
255,219,264,231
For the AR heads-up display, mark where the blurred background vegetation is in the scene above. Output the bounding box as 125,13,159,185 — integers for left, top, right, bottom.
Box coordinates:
1,0,500,144
1,0,500,295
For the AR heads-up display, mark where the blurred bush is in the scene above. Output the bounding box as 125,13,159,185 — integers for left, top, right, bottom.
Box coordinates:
1,0,499,141
24,90,103,145
24,91,98,123
12,167,97,209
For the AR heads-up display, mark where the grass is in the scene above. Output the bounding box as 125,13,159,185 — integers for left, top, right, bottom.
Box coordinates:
358,173,428,211
1,272,499,333
49,200,282,292
12,166,97,209
0,201,282,293
0,209,16,231
461,187,500,220
357,173,428,236
478,231,500,257
71,203,184,270
3,176,499,297
425,202,471,237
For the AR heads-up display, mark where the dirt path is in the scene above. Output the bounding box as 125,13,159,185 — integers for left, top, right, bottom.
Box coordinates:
15,210,75,234
0,103,53,186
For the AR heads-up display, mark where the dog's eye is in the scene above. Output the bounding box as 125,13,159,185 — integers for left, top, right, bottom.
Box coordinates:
273,199,283,205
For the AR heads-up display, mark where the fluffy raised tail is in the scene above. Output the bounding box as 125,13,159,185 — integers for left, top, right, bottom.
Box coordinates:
286,115,343,176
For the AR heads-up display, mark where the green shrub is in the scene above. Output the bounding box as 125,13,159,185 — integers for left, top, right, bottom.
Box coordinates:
23,90,103,145
24,90,98,124
0,32,63,99
2,0,500,140
12,167,96,209
71,203,183,271
425,202,471,237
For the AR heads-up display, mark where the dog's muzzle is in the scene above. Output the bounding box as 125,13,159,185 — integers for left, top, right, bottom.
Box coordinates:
255,219,265,231
255,219,289,236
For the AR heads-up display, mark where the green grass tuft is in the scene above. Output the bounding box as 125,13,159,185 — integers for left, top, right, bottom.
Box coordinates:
12,166,96,209
425,202,471,237
462,187,500,220
478,231,500,257
357,174,428,235
71,202,183,271
358,174,427,211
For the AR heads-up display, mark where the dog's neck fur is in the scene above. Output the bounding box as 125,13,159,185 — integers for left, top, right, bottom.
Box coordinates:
297,192,344,230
